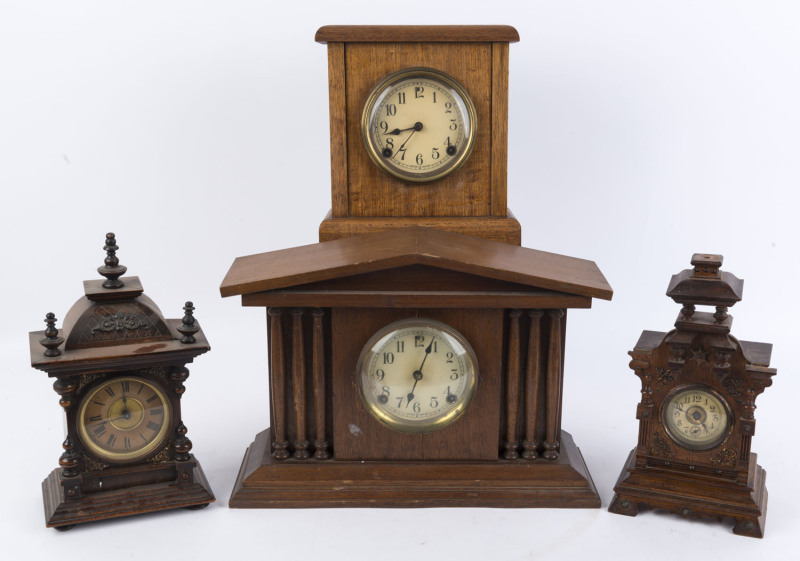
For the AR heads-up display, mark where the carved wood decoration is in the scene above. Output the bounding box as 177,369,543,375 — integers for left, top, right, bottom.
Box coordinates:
608,254,776,537
30,233,214,529
221,227,611,507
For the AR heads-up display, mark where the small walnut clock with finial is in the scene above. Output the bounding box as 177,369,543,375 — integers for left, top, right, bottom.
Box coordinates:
30,233,214,529
608,254,776,537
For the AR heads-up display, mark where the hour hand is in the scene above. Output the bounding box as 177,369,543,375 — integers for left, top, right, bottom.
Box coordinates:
385,122,423,135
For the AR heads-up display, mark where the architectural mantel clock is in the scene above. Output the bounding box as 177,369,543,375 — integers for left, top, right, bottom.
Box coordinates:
608,254,776,537
31,234,214,529
220,25,613,508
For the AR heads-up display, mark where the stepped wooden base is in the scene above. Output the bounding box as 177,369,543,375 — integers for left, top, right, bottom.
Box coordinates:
608,449,768,538
42,459,215,529
319,211,522,245
229,428,600,508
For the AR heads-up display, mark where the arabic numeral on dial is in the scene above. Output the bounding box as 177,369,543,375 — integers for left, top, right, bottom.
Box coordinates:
450,369,459,380
398,92,406,104
449,119,457,131
375,369,385,381
415,335,425,347
446,351,454,363
383,352,394,364
416,153,423,165
431,147,440,159
430,397,439,408
444,101,452,113
414,86,424,98
396,340,405,352
432,91,437,103
380,121,388,133
378,386,390,404
413,402,421,413
385,104,397,116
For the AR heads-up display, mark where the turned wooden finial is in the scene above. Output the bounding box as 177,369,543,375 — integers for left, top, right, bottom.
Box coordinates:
40,313,64,357
177,302,200,344
97,232,127,289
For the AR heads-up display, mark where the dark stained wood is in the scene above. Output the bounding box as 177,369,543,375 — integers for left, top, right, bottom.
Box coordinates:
268,309,289,460
243,290,592,310
330,307,503,461
522,310,544,459
229,428,598,508
543,309,564,460
311,309,329,460
503,310,521,459
319,212,522,244
315,25,520,44
608,255,777,537
220,226,613,301
290,310,310,459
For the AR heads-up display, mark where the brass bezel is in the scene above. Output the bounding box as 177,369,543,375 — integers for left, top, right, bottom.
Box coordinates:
661,384,734,451
360,67,478,184
77,375,172,464
356,318,478,434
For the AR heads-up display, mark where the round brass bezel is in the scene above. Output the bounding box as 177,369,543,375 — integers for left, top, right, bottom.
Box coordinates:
77,375,172,463
360,67,478,183
356,318,478,434
661,384,733,451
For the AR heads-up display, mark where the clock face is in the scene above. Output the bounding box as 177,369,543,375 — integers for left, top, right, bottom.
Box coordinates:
357,319,478,434
361,68,477,183
77,376,172,463
662,386,731,450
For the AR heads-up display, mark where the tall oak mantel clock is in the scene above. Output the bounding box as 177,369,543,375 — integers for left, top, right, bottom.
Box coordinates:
31,234,215,529
608,254,776,537
221,26,613,508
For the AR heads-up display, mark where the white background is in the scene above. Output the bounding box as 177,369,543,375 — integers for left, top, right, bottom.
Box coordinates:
1,1,798,558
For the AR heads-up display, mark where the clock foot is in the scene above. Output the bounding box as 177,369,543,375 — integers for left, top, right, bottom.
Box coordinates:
732,512,766,539
184,502,211,511
53,524,75,532
607,493,639,517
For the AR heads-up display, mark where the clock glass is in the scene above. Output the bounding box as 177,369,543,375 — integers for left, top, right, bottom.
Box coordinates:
357,319,478,434
77,376,172,463
663,386,731,450
361,68,477,183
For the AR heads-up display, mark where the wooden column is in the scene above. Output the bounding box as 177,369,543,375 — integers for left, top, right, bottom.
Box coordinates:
503,310,522,459
543,309,564,460
522,310,543,459
291,309,310,459
268,308,289,460
311,309,329,459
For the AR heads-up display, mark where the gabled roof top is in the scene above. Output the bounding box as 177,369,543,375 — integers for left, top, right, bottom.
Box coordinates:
220,227,612,300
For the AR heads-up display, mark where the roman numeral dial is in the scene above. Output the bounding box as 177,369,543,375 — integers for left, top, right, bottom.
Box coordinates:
361,68,477,183
77,376,171,463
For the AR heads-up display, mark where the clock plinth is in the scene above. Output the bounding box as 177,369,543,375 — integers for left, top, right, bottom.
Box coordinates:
609,450,768,538
42,459,214,529
608,254,776,537
229,428,599,508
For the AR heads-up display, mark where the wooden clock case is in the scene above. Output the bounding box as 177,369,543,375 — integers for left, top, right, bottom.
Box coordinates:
31,235,214,528
221,227,611,507
317,25,522,244
608,254,776,537
220,25,613,508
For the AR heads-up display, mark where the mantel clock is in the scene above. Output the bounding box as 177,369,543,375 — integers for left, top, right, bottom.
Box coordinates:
608,254,776,538
31,234,214,529
221,25,613,508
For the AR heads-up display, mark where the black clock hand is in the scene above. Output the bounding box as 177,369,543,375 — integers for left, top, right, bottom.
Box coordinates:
385,122,423,135
407,338,435,403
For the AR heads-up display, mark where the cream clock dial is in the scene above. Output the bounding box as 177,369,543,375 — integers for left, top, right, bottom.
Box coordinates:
358,319,478,433
361,68,477,183
663,386,731,450
77,376,172,463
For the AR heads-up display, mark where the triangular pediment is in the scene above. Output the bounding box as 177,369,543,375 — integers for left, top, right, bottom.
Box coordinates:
220,227,612,300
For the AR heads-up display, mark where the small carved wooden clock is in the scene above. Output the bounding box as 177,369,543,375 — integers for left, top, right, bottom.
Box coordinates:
220,26,614,508
31,234,215,529
608,254,776,537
